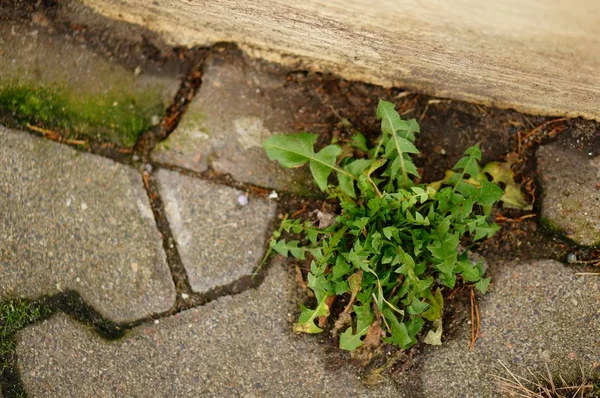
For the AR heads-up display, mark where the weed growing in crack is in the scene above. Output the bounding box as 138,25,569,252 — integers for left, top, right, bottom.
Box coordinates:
262,100,503,351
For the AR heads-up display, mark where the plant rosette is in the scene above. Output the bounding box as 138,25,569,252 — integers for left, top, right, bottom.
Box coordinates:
262,100,503,351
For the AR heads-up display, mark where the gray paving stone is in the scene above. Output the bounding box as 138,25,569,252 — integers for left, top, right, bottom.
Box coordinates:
17,263,401,398
399,260,600,396
0,19,179,146
0,126,175,323
537,142,600,246
156,169,277,293
151,53,314,193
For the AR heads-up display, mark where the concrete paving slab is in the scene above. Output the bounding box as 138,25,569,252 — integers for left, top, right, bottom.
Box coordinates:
399,260,600,396
0,126,175,323
152,53,314,193
537,142,600,246
17,263,401,397
0,19,179,146
156,169,277,293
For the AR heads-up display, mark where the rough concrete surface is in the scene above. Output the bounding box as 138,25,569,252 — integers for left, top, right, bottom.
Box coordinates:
537,141,600,246
17,263,401,397
399,260,600,396
156,168,277,293
152,53,313,192
0,126,175,323
82,0,600,121
0,19,179,145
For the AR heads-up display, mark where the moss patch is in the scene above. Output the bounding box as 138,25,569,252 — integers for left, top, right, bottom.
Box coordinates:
0,299,49,370
0,80,166,147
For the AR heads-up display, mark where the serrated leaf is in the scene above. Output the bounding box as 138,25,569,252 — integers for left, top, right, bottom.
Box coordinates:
337,171,356,198
310,145,343,190
475,277,491,294
474,223,501,240
350,132,369,152
263,133,318,168
477,180,504,206
483,156,532,210
422,288,444,321
263,134,354,192
377,101,408,137
457,259,482,282
423,318,443,346
394,135,419,154
332,256,351,280
383,226,396,240
340,326,365,351
271,239,305,259
383,309,414,349
294,299,330,334
407,299,430,315
339,158,374,198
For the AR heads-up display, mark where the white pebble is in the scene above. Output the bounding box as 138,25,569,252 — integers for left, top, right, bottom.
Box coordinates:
268,191,279,200
237,195,248,206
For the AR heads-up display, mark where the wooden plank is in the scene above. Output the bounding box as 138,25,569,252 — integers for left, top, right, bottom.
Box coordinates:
82,0,600,120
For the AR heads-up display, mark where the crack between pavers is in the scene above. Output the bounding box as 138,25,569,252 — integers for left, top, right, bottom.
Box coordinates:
0,255,278,398
133,49,209,159
140,164,287,309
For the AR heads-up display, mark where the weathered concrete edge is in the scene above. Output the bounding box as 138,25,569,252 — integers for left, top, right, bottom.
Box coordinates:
80,1,600,121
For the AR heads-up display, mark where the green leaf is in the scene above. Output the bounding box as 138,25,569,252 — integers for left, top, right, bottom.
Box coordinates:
332,256,351,280
263,134,354,192
423,318,443,346
483,156,533,210
294,299,330,334
263,133,317,168
383,309,415,349
422,288,444,322
350,132,369,152
271,239,305,259
474,223,501,240
475,277,491,295
407,299,430,315
339,304,374,351
457,259,482,282
263,103,502,354
310,145,343,191
477,180,504,206
339,326,365,351
377,101,408,137
394,135,419,154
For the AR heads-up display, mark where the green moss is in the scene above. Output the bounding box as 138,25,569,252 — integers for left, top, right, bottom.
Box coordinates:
0,299,49,369
0,80,166,147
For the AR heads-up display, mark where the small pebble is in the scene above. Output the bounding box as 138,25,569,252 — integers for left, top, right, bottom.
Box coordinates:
154,319,160,324
567,253,577,263
268,191,278,200
237,195,248,206
181,293,190,300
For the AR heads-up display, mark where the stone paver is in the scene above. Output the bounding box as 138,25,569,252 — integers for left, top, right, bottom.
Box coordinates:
0,126,175,323
537,141,600,246
398,260,600,396
151,53,313,193
17,263,401,397
0,19,179,146
156,169,277,293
